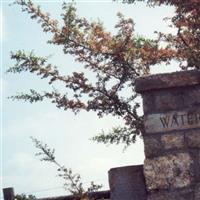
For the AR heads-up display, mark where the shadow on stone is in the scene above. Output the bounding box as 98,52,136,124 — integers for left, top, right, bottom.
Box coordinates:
109,165,147,200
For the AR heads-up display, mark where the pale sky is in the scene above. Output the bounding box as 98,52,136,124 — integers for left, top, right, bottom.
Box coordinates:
1,0,177,198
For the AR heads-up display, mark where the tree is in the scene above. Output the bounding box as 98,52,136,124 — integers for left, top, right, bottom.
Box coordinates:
30,137,102,200
12,137,103,200
7,0,200,148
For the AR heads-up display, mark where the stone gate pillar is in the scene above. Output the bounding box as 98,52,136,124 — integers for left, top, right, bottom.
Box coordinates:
135,70,200,200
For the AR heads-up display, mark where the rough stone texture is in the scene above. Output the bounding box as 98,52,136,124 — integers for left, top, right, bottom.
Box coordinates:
133,71,200,200
135,70,200,93
142,88,184,115
144,108,200,134
154,88,185,112
184,86,200,107
161,134,185,149
144,136,162,158
198,150,200,171
186,131,200,148
147,188,194,200
143,153,193,191
194,183,200,200
109,165,147,200
142,92,155,115
192,150,200,181
142,84,200,115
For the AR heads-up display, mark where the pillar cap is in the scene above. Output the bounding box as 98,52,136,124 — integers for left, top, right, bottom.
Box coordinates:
109,165,143,173
135,70,200,93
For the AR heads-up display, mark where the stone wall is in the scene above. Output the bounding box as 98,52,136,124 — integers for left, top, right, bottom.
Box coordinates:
135,70,200,200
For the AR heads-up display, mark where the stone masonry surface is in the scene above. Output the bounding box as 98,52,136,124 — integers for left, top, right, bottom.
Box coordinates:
144,153,193,190
109,165,147,200
135,70,200,200
144,109,200,134
135,70,200,93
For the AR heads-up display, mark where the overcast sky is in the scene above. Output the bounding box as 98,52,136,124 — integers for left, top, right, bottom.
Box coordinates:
1,0,177,198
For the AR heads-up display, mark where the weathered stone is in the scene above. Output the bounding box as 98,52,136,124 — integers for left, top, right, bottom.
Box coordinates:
144,153,193,191
141,79,200,115
186,131,200,148
148,188,194,200
135,71,200,200
144,136,162,158
135,70,200,93
144,109,200,134
184,86,200,108
142,88,185,114
109,165,147,200
161,134,184,149
198,150,200,169
188,149,200,182
194,183,200,200
142,93,155,115
154,90,182,112
193,150,200,181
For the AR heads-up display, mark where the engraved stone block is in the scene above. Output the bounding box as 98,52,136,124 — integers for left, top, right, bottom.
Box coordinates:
144,109,200,134
144,153,193,191
161,134,184,149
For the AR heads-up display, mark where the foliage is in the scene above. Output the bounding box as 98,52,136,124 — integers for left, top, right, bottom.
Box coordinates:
31,137,102,200
122,0,200,69
15,194,36,200
7,0,200,147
